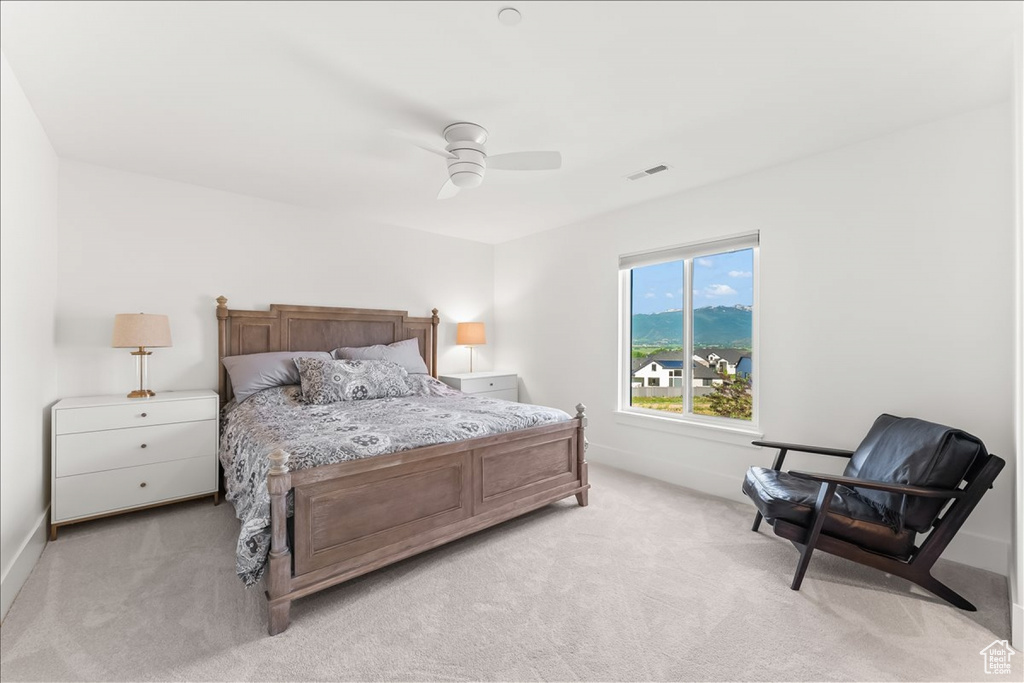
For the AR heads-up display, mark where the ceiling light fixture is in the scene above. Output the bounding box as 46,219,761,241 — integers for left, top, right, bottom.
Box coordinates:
498,7,522,26
626,164,672,181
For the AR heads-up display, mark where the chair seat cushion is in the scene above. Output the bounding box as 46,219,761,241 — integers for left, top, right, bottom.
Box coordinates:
742,467,916,560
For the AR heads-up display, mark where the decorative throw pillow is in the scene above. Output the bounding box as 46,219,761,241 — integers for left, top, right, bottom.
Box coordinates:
331,338,430,375
222,351,333,403
294,357,412,404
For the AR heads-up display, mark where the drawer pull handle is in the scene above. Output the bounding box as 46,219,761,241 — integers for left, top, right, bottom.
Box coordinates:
140,444,147,449
140,413,148,418
489,383,494,386
139,482,147,488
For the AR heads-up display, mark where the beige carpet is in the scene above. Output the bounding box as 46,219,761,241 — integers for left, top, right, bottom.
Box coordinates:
0,463,1017,682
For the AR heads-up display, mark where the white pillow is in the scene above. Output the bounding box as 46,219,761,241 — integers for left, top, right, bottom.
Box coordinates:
222,351,333,403
331,338,429,375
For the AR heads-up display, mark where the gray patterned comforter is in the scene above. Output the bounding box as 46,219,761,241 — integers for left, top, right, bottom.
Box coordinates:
220,376,571,585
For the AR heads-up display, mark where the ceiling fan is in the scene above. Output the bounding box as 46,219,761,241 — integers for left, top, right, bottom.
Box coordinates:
394,122,562,199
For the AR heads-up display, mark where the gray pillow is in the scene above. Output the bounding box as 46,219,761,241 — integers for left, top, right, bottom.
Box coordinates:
332,338,429,375
221,351,332,403
294,357,411,404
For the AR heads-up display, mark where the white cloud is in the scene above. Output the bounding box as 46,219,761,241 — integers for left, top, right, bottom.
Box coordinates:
704,284,737,297
697,258,714,267
644,292,656,299
728,270,752,278
664,292,674,298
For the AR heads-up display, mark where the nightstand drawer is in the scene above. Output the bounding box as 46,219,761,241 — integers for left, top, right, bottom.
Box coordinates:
459,375,517,394
474,388,518,402
55,397,217,434
54,456,215,522
56,420,217,478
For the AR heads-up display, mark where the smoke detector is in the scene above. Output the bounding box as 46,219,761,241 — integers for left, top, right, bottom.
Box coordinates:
498,8,522,25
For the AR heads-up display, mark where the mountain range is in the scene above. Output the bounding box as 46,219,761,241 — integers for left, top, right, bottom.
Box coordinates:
632,306,751,348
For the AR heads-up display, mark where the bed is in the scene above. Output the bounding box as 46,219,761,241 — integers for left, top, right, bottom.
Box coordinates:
215,297,589,635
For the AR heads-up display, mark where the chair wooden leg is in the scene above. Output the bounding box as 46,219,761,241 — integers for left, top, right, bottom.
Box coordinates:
915,573,977,611
791,482,836,591
791,546,814,590
751,511,764,532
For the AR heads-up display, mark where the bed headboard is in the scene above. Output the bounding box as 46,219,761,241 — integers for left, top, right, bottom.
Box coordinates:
215,296,439,404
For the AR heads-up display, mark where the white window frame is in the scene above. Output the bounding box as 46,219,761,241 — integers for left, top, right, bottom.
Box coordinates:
618,231,760,434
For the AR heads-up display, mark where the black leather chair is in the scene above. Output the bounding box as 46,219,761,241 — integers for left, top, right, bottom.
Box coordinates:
742,414,1004,610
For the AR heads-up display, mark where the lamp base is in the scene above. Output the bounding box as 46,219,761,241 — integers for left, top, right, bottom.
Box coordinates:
127,389,156,399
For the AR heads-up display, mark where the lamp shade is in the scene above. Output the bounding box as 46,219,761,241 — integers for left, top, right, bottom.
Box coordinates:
456,322,486,346
112,313,172,348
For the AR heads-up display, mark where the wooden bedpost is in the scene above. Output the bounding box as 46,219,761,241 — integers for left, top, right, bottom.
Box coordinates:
430,308,439,379
216,296,229,403
266,448,293,635
575,403,589,507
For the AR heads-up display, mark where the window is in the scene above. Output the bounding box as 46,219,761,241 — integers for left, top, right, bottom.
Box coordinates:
621,232,757,425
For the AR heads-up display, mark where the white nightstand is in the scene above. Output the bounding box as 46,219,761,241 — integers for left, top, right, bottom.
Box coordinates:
50,390,219,539
438,372,518,402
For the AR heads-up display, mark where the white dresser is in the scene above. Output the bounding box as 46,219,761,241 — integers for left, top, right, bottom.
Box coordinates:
50,390,219,539
438,372,518,402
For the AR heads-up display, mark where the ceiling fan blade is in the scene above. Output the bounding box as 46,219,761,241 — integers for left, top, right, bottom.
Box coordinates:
283,44,451,135
437,179,460,200
487,151,562,171
388,129,457,159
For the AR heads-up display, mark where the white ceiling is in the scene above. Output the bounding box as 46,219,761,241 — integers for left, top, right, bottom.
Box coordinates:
1,1,1019,244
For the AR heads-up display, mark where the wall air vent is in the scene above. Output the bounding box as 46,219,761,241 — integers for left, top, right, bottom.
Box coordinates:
626,164,671,181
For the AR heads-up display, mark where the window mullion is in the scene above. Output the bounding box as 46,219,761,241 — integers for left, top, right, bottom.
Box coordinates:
683,258,694,415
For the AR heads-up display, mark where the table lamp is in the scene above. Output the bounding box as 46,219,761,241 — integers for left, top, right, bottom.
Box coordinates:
112,313,172,398
456,322,486,373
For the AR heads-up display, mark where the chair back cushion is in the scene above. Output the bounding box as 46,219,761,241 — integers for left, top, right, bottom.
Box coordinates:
843,414,986,532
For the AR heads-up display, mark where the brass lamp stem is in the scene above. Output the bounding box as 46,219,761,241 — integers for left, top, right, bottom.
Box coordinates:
128,346,155,399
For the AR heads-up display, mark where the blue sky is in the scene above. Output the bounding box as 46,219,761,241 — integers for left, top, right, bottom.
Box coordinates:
631,248,753,315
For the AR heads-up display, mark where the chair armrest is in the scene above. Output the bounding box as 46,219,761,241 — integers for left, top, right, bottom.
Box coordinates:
751,441,854,458
789,470,965,499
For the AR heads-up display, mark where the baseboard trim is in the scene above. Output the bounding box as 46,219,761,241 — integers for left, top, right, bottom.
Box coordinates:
1012,557,1022,651
1013,601,1023,652
936,527,1011,576
588,442,1011,577
1,507,49,622
588,441,741,496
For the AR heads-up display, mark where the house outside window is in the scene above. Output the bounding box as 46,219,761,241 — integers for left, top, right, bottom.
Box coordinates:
620,232,758,426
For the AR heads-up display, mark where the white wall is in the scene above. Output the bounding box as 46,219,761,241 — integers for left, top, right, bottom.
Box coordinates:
56,161,496,399
0,51,59,618
1010,27,1023,652
495,103,1016,575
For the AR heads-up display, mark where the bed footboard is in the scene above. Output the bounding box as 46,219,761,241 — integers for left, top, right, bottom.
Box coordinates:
265,406,589,635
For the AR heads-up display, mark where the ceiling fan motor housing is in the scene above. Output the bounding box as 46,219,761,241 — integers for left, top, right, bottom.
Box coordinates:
444,123,489,188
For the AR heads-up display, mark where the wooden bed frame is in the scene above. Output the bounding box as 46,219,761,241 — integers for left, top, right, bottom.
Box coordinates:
216,297,589,635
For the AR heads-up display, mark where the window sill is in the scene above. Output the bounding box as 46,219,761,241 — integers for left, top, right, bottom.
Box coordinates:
613,409,763,448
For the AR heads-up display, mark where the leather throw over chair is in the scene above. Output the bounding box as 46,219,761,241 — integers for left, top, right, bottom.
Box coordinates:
741,414,1004,611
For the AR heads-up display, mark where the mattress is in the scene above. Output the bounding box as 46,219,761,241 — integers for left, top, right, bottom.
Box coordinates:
220,376,571,585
